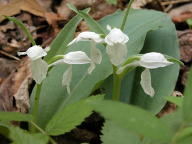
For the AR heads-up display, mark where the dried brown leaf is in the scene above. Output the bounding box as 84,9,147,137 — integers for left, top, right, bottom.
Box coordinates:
0,0,46,22
0,57,32,112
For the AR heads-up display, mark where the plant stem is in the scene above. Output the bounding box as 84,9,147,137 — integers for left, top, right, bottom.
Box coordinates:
112,66,122,101
121,0,135,31
30,121,57,144
30,84,42,132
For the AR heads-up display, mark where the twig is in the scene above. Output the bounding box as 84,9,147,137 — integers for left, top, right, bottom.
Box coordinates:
161,0,192,6
165,4,173,12
0,50,20,61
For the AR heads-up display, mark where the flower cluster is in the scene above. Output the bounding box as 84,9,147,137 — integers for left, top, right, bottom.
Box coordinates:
18,25,175,97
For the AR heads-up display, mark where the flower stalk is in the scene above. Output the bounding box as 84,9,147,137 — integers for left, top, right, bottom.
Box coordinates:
30,83,42,132
112,66,122,101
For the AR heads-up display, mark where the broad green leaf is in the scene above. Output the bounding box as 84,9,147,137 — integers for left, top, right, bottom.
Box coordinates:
44,9,89,60
5,16,36,46
165,96,183,107
92,100,172,142
129,20,179,113
101,120,140,144
67,4,105,34
9,127,49,144
183,68,192,123
0,112,33,122
30,10,178,128
102,10,179,114
46,95,103,135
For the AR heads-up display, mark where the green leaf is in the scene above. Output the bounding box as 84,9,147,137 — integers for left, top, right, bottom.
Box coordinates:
44,9,89,60
103,10,179,114
183,68,192,123
45,95,104,135
101,120,140,144
105,0,117,5
0,112,33,122
165,96,183,107
92,100,172,142
9,127,49,144
5,16,36,46
67,3,105,34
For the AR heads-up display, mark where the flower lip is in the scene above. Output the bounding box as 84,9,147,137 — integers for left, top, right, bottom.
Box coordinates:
139,52,173,69
68,31,103,46
105,26,129,46
18,45,47,61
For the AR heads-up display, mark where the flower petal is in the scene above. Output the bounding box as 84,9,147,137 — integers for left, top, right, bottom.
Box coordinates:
68,31,103,46
63,51,91,64
105,26,129,46
31,59,48,84
139,52,173,69
62,65,72,94
140,69,155,97
106,43,127,66
90,42,102,64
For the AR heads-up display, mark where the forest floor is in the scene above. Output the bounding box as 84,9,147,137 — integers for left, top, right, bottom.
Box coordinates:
0,0,192,143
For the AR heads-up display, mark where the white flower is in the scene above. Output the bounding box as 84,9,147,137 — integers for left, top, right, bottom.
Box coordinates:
17,45,48,84
17,45,47,61
139,52,173,69
116,52,174,97
68,31,103,46
139,52,173,97
50,51,93,94
51,51,91,65
105,25,129,66
105,25,129,46
68,31,103,66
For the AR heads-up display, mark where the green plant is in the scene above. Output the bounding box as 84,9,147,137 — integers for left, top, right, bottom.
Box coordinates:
0,0,185,143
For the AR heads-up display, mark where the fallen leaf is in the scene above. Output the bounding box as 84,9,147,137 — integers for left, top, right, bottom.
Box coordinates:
0,57,32,112
178,30,192,63
0,0,46,22
169,3,192,23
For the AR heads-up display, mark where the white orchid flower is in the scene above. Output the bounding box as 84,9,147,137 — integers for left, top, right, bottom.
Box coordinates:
68,31,103,67
139,52,173,97
17,45,47,61
105,25,129,66
50,51,93,94
68,31,103,46
138,52,173,69
116,52,173,97
17,45,48,84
